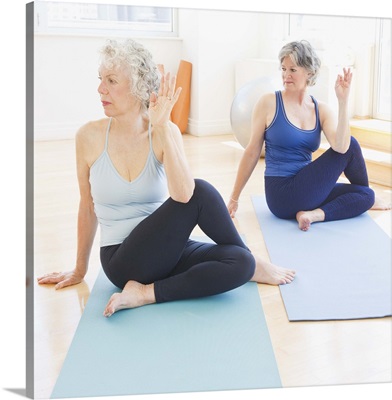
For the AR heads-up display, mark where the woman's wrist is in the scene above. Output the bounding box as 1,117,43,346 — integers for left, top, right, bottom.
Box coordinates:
337,98,349,106
74,265,87,278
152,121,171,130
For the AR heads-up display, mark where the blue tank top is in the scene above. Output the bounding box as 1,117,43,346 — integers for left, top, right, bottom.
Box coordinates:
264,91,321,177
89,118,168,246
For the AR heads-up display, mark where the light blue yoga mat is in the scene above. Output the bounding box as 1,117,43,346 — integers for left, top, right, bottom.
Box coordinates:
252,195,392,321
51,243,281,398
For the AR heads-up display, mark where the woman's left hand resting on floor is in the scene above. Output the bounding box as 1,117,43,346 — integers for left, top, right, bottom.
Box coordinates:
37,270,85,290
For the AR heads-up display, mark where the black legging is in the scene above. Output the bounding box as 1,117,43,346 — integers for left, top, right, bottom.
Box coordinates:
265,136,375,221
100,179,255,303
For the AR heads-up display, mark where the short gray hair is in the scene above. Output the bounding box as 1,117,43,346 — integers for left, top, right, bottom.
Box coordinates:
99,39,160,109
278,40,321,86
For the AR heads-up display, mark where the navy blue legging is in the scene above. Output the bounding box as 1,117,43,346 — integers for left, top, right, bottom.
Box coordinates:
265,136,375,221
100,179,255,303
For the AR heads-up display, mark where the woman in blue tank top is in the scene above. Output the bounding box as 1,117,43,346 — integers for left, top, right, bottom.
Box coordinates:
38,39,295,317
229,40,390,231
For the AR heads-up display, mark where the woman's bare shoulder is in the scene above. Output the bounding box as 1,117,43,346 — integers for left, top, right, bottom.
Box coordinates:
251,92,276,118
255,92,276,108
315,100,335,124
75,118,110,167
258,92,276,105
76,118,109,142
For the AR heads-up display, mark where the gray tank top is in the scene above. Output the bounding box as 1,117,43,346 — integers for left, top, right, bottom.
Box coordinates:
89,118,168,246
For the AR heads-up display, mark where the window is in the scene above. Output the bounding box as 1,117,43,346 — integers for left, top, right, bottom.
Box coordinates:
288,13,391,122
373,19,391,121
35,1,178,37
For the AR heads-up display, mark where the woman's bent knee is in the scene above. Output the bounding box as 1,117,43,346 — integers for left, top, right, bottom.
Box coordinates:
236,248,256,283
365,187,375,209
193,178,215,194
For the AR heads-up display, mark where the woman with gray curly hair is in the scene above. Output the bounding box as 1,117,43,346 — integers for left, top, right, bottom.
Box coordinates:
38,39,295,317
229,40,389,231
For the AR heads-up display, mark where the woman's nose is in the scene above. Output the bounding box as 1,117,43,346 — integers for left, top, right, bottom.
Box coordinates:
98,81,107,95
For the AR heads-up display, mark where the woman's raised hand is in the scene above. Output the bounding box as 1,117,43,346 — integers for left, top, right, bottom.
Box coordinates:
335,67,352,102
149,65,182,127
37,270,84,290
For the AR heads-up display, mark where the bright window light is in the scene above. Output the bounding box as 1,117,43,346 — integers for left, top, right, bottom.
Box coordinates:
35,1,178,37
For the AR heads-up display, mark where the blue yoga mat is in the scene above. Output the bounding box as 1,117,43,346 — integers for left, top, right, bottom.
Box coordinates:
51,246,281,398
252,195,392,321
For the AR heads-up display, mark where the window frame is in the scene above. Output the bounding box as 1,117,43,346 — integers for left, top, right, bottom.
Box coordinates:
34,1,179,38
372,18,391,121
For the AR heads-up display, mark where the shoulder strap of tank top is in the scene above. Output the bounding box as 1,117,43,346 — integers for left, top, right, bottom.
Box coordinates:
104,118,112,150
272,90,282,119
310,95,320,126
276,90,283,108
148,121,152,143
148,122,154,151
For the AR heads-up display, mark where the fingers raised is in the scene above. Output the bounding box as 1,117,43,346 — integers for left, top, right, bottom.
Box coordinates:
172,86,182,103
157,64,165,76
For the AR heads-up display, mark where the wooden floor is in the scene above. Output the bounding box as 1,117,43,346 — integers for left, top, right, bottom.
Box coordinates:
33,133,392,399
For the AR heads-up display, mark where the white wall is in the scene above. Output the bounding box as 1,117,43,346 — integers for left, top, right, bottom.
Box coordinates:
178,9,262,136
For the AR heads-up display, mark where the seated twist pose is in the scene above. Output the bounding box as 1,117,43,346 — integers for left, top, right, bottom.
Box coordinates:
228,40,390,231
38,39,295,317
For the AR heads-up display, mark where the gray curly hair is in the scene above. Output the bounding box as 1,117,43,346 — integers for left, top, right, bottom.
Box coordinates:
278,40,321,86
99,39,160,109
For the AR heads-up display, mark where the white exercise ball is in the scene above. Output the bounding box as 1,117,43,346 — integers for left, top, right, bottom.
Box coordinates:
230,77,278,150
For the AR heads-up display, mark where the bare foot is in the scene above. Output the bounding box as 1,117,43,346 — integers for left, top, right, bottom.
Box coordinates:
371,196,392,210
103,280,156,317
251,255,296,285
296,208,325,231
